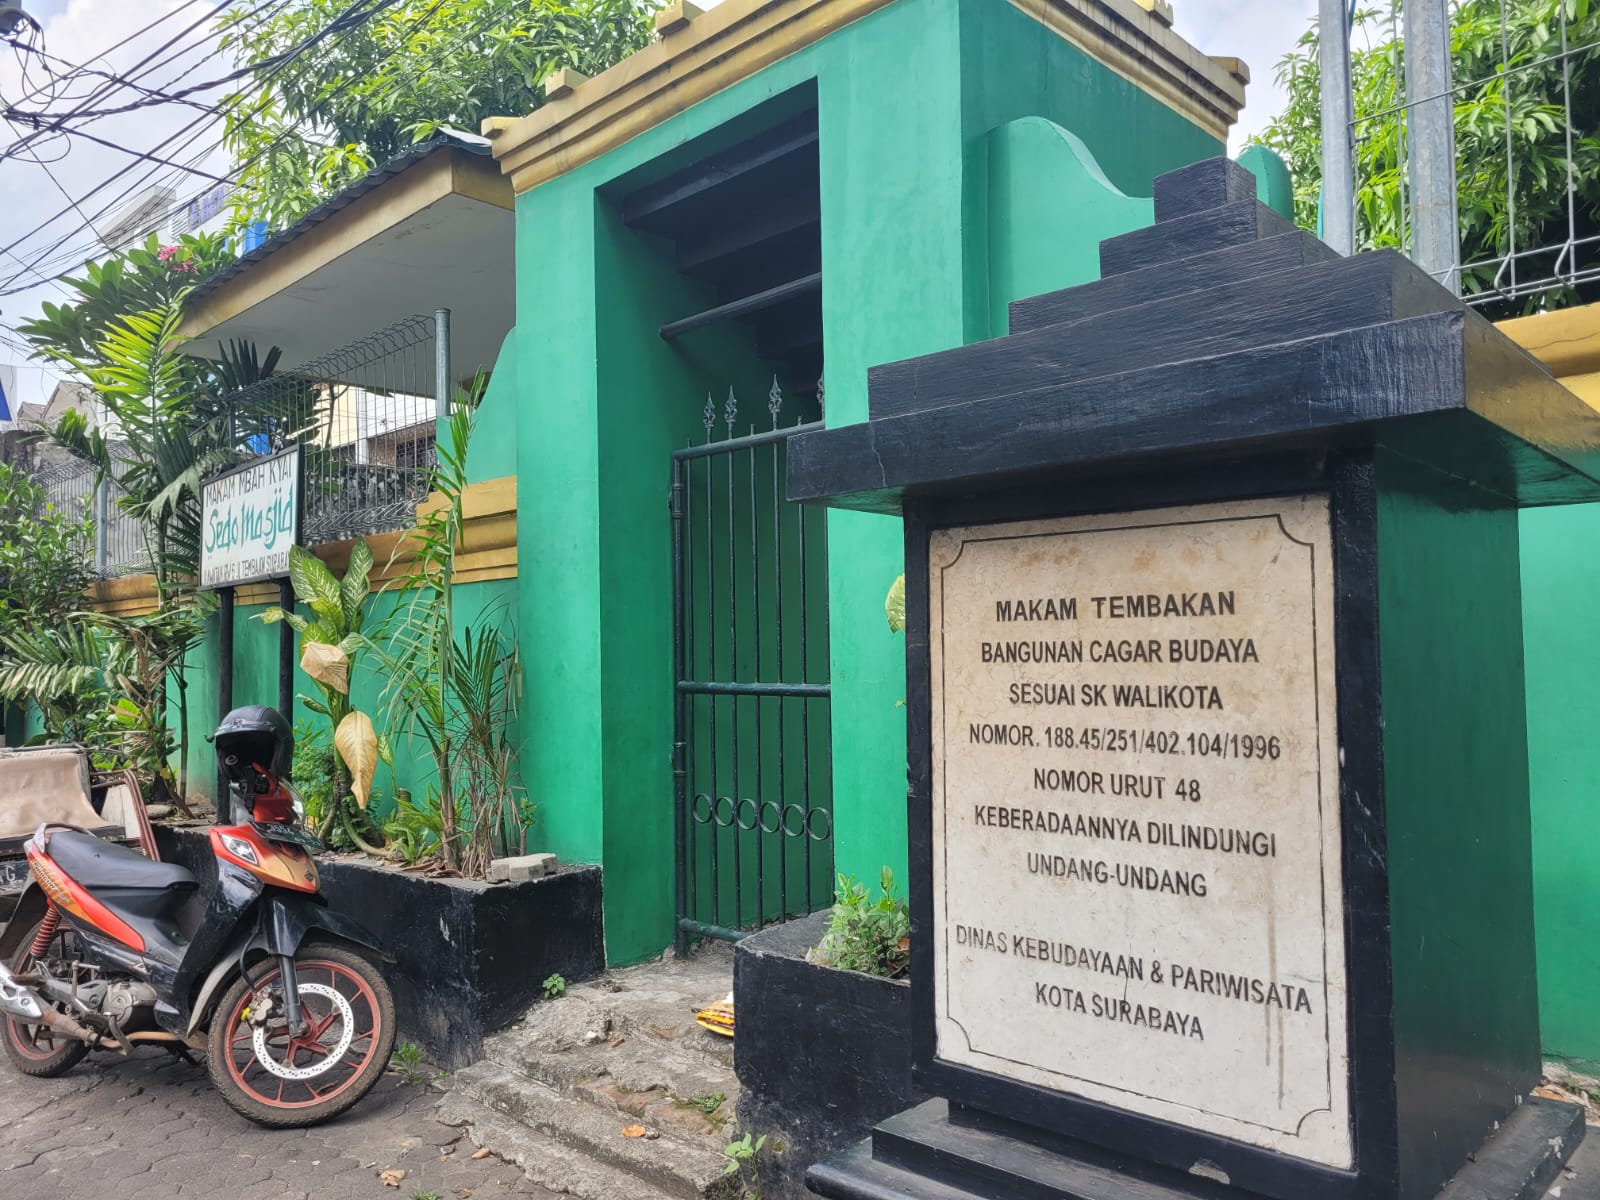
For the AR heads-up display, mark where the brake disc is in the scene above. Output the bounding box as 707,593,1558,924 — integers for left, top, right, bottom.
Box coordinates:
250,983,354,1082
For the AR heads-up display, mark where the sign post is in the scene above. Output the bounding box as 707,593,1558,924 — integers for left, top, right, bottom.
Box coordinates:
200,447,302,814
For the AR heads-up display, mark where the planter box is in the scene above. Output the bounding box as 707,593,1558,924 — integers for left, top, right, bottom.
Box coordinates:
734,911,927,1200
155,825,605,1068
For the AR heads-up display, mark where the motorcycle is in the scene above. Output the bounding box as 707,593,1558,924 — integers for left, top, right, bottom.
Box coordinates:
0,705,396,1127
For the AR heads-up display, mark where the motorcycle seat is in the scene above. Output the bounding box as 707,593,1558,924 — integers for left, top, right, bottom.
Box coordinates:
47,829,196,893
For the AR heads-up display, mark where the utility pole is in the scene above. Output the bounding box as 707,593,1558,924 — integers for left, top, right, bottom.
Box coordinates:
1405,0,1461,293
1318,0,1355,256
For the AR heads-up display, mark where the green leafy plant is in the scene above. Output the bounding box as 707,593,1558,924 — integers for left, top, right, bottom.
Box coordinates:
390,1040,429,1086
18,234,233,374
382,789,445,865
810,867,911,979
692,1093,726,1116
0,605,207,808
721,1133,771,1199
1253,0,1600,315
217,0,662,233
413,1191,444,1200
358,376,530,877
885,574,905,633
0,462,94,637
542,973,566,1000
259,541,384,850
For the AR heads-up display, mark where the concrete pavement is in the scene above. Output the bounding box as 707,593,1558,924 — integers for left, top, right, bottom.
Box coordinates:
0,1045,557,1200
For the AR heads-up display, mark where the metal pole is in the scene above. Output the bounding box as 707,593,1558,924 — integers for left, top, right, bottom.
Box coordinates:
1405,0,1460,293
1318,0,1355,256
434,307,452,420
93,480,108,574
216,586,235,821
278,578,295,723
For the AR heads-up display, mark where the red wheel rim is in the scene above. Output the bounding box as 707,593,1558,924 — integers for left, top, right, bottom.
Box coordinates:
6,1013,64,1061
6,922,72,1061
223,959,383,1110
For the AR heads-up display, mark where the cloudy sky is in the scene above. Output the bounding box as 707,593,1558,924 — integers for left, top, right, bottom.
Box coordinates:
0,0,1318,409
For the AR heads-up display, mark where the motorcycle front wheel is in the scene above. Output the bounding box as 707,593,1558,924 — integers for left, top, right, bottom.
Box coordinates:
207,941,396,1127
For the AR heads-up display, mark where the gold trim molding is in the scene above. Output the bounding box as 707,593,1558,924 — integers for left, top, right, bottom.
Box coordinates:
483,0,1246,196
88,475,517,618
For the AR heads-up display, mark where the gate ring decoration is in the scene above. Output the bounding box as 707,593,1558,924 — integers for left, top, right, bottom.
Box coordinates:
735,797,760,831
806,806,833,841
758,799,783,835
713,795,736,827
692,793,715,825
781,802,808,838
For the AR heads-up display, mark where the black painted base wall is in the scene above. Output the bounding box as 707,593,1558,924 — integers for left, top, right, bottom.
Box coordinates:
734,912,927,1200
156,826,605,1067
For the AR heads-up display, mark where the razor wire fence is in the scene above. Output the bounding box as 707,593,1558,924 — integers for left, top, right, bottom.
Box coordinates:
1330,0,1600,314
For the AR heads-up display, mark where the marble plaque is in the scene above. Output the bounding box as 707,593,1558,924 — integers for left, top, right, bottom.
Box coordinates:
928,496,1350,1169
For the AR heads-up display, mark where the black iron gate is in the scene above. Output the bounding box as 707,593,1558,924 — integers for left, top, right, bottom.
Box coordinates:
671,383,833,948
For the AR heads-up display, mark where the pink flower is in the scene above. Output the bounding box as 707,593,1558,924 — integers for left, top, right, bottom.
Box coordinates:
157,245,179,262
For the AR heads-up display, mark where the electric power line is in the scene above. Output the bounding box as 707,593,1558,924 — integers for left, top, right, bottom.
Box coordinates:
0,0,393,288
0,1,227,165
0,0,459,298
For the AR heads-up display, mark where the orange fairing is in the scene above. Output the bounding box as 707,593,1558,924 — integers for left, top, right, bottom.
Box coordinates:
210,825,319,893
26,844,147,951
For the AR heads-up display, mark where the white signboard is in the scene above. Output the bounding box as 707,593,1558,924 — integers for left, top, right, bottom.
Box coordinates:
200,446,301,588
927,495,1350,1168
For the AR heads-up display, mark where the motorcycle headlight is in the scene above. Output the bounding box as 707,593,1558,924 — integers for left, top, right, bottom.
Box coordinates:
220,833,259,865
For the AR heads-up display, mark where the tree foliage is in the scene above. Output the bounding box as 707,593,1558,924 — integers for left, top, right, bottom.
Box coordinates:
1252,0,1600,311
16,234,232,372
0,462,93,637
218,0,662,232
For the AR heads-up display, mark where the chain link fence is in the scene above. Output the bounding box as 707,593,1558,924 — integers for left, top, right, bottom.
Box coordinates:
12,313,444,579
1338,0,1600,313
25,444,148,579
217,314,441,546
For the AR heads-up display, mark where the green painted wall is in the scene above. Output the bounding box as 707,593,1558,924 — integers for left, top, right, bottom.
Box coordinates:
1521,503,1600,1070
492,0,1225,960
1377,452,1539,1190
176,577,519,829
985,118,1153,337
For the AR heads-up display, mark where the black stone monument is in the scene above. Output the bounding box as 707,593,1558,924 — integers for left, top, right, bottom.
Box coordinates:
789,159,1597,1200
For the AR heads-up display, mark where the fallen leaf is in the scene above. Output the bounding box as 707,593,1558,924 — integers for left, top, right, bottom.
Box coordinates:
622,1124,648,1138
471,1146,493,1160
379,1167,406,1187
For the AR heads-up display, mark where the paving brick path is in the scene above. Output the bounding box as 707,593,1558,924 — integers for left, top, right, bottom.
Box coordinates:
0,1046,557,1200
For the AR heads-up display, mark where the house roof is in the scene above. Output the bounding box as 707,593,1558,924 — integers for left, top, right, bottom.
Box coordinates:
179,133,514,378
189,132,494,302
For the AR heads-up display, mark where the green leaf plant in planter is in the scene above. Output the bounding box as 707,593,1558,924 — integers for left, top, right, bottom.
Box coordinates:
258,539,385,852
808,866,911,979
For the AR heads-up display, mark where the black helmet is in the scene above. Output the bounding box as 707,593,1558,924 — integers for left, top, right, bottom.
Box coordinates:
213,705,293,784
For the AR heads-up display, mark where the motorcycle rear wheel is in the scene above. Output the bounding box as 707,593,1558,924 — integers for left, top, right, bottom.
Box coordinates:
2,913,89,1079
207,941,395,1128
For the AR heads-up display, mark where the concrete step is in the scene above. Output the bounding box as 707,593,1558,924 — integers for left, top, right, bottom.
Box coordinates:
437,1088,680,1200
482,1029,739,1145
451,1059,741,1200
512,954,736,1074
